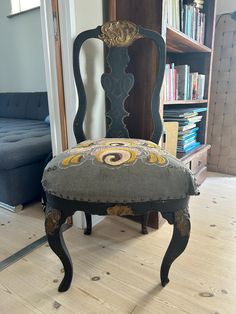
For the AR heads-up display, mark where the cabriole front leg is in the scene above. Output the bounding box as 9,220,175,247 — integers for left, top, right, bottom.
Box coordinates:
45,205,73,292
160,206,191,287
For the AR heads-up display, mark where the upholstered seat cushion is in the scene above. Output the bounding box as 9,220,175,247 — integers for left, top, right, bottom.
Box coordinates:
42,138,199,203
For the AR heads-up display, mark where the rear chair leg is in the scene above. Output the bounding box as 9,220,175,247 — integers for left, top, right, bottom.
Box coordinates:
141,212,149,234
84,213,92,235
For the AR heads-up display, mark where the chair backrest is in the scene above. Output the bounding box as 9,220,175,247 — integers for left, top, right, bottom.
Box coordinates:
73,20,166,144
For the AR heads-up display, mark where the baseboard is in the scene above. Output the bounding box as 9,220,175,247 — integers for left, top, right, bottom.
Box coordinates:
0,202,23,213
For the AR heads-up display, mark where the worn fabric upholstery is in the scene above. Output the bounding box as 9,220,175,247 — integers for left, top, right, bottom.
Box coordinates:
0,118,51,170
43,138,199,203
0,92,51,206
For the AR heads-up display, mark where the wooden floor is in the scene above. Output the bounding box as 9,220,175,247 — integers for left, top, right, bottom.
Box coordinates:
0,202,44,261
0,172,236,314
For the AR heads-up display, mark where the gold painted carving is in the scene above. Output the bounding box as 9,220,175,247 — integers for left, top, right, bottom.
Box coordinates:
99,21,143,47
175,207,190,237
45,208,61,235
107,205,134,216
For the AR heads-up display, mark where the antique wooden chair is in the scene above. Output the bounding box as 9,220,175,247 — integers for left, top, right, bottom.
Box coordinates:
42,21,199,292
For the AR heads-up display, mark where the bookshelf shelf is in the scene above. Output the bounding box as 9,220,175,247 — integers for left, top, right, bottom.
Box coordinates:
164,99,208,105
166,26,212,53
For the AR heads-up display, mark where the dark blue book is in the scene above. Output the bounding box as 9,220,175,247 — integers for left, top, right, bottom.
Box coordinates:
178,135,197,145
178,131,198,141
178,142,201,153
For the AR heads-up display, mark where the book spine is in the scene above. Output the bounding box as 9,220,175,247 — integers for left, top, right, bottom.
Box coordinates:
202,12,205,44
184,65,190,100
189,73,193,100
170,63,175,100
180,0,184,32
197,9,201,42
193,6,196,40
192,72,198,100
176,65,185,100
190,5,194,39
176,72,179,100
176,0,180,30
197,74,205,99
165,64,170,101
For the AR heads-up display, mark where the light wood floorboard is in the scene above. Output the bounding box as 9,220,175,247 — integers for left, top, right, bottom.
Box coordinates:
0,172,236,313
0,202,45,261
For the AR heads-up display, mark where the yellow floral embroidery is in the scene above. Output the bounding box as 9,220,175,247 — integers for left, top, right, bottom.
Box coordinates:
95,147,138,166
97,138,138,147
145,141,159,148
149,152,168,166
59,138,169,169
75,140,95,149
61,154,82,167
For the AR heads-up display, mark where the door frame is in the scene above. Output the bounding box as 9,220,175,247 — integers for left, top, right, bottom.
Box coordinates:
40,0,63,155
40,0,85,228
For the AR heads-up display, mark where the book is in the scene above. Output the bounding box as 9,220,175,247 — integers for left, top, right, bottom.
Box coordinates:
176,117,202,125
191,72,198,99
178,139,197,150
197,74,205,99
178,123,196,131
178,134,197,144
189,74,194,100
178,126,199,135
175,65,190,100
178,141,201,153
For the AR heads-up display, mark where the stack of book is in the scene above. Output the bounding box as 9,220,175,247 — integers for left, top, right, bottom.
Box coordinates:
167,0,206,44
164,63,205,101
164,107,207,155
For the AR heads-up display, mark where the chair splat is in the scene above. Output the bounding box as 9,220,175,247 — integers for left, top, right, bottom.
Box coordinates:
102,47,134,138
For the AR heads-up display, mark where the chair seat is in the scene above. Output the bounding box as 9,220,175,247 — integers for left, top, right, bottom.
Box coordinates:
42,138,199,203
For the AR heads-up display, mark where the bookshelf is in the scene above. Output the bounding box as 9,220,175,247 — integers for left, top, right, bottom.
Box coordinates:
104,0,216,227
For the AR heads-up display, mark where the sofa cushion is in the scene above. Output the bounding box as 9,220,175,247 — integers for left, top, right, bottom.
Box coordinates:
0,92,48,120
42,138,199,203
0,118,51,170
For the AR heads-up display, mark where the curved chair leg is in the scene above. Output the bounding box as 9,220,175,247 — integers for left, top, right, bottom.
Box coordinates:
84,213,92,235
45,205,73,292
160,206,191,287
141,213,149,234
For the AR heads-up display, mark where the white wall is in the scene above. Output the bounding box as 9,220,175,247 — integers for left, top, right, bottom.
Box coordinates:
74,0,106,143
0,0,46,92
217,0,236,15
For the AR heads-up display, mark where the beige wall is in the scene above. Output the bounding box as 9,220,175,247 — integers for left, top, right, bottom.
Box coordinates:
74,0,105,140
217,0,236,14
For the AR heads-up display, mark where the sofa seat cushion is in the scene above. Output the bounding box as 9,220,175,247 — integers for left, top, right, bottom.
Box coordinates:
42,138,199,203
0,118,51,170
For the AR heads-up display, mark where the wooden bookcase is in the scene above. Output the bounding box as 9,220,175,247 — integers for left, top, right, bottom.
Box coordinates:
104,0,216,228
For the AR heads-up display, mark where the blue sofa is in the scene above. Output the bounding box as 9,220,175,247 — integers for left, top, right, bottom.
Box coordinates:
0,92,52,211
